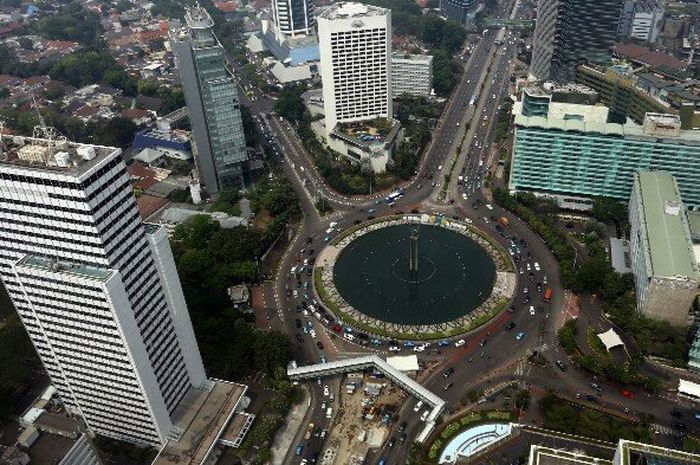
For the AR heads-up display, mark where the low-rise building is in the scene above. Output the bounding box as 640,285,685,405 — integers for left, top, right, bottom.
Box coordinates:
628,171,699,327
391,53,432,98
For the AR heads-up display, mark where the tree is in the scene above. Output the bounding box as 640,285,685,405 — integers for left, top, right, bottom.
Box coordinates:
0,87,9,99
591,197,628,230
274,83,307,124
515,389,531,411
172,215,221,250
35,2,103,44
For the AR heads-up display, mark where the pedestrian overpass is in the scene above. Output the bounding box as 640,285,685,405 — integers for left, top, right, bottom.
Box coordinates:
288,355,446,443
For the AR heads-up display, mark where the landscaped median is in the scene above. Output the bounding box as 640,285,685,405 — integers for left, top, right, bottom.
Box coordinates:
426,410,514,462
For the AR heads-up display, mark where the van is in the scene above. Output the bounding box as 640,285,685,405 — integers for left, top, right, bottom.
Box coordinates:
326,407,332,419
413,400,424,412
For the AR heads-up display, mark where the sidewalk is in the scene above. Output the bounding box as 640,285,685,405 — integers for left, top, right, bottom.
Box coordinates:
270,385,311,465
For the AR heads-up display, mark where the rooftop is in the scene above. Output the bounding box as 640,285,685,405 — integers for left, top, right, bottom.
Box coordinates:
152,381,247,465
0,133,118,177
513,102,700,143
529,445,611,465
391,53,433,64
184,4,214,29
617,439,700,465
15,255,115,282
634,171,698,279
318,2,388,20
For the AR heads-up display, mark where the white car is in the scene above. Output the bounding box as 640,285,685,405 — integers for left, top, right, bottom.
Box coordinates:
526,263,531,271
455,339,466,347
309,329,316,338
293,290,298,298
464,218,473,224
534,262,541,271
462,193,468,200
485,204,493,210
529,306,536,316
323,385,330,396
414,345,425,352
389,345,401,352
420,410,430,422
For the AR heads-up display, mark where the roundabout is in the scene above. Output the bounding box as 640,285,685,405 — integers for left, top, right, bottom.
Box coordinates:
314,214,517,339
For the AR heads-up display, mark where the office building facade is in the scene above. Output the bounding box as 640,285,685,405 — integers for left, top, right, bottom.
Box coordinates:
0,134,206,446
317,2,392,132
440,0,479,25
628,171,699,327
530,0,625,82
172,5,247,195
618,0,663,43
575,64,670,124
391,54,433,98
272,0,314,37
509,98,700,211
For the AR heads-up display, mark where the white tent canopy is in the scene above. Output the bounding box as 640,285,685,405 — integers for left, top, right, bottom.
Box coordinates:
678,379,700,401
386,355,419,372
597,328,624,351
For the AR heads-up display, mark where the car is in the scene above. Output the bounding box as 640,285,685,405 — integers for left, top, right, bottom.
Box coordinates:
483,217,490,223
413,400,424,412
414,344,425,352
295,444,304,456
420,410,430,422
529,306,536,316
536,283,542,292
585,394,598,402
389,345,401,352
485,204,493,210
455,339,466,347
301,460,308,465
404,341,415,347
526,263,531,271
444,382,454,391
543,275,548,284
323,385,330,396
590,382,602,392
621,389,635,399
516,331,526,340
387,437,395,448
398,432,407,443
320,430,327,439
295,318,302,328
443,367,455,378
316,341,324,350
479,338,488,347
505,321,516,331
671,409,684,418
293,290,298,298
438,340,450,347
556,360,567,371
398,421,408,432
507,306,515,313
523,286,529,294
309,329,316,338
464,217,473,224
534,262,541,271
368,208,376,214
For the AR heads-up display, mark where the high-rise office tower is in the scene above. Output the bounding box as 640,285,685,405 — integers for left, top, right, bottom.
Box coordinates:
530,0,624,82
317,2,392,133
0,131,206,446
440,0,479,26
272,0,314,37
617,0,663,43
172,4,247,195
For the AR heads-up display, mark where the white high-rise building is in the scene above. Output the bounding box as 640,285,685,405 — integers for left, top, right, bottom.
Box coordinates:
0,132,206,446
317,2,392,133
272,0,314,38
391,53,433,98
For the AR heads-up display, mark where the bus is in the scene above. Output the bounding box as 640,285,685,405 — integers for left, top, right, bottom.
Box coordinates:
386,190,404,203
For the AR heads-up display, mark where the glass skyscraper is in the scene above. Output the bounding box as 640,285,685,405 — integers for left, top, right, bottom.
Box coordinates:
530,0,625,82
172,5,247,194
509,97,700,210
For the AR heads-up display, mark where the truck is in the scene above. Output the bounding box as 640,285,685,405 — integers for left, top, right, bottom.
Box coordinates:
543,288,552,303
498,217,509,227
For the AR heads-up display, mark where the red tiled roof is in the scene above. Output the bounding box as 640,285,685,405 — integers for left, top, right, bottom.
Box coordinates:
214,1,237,12
73,106,99,118
122,108,151,121
613,42,688,71
136,194,168,219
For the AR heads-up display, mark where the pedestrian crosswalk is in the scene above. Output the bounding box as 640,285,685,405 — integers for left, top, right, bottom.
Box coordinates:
651,423,683,436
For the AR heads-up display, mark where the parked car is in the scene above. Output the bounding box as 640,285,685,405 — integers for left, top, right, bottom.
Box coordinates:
516,332,526,340
556,360,567,371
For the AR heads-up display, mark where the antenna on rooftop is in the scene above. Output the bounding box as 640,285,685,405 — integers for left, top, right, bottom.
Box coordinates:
29,91,66,153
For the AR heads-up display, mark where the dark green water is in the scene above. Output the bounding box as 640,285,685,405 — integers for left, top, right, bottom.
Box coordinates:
333,224,496,325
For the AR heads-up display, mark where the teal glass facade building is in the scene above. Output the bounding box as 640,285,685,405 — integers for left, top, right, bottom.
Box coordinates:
172,5,247,194
509,105,700,210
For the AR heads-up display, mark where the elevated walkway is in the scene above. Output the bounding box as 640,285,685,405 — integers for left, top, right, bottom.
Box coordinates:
288,355,446,442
